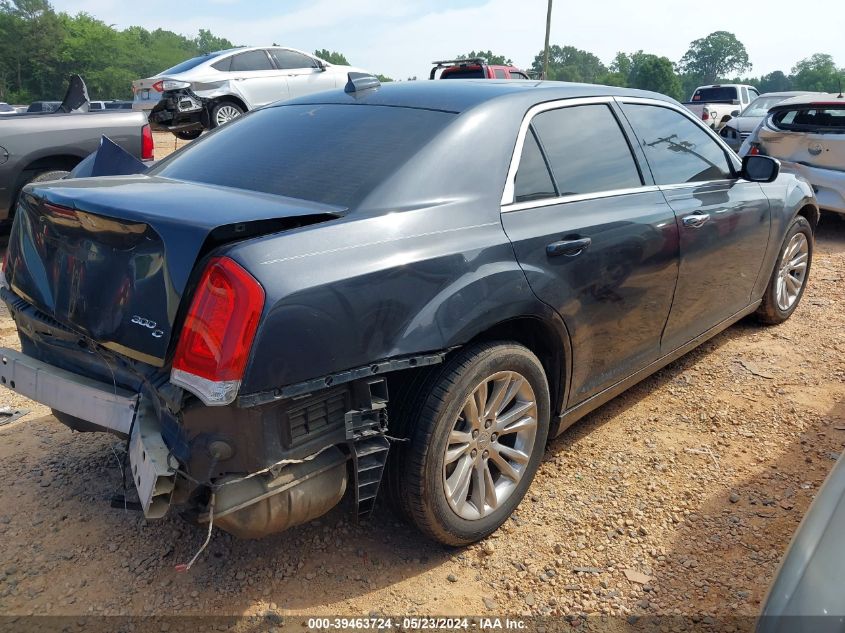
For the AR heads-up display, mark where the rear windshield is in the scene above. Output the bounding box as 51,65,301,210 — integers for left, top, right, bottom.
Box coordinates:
771,105,845,133
740,95,791,118
441,67,485,79
160,51,230,75
151,104,456,207
692,87,738,103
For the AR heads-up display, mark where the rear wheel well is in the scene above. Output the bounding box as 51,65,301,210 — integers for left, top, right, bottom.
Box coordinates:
797,204,820,230
213,95,248,112
465,317,565,418
10,155,83,219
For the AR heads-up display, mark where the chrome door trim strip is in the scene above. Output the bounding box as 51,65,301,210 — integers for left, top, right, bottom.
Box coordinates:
501,185,661,213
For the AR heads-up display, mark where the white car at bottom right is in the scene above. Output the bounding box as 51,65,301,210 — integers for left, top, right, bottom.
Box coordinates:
741,93,845,214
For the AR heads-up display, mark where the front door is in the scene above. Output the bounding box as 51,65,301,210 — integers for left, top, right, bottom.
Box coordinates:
227,49,289,108
269,49,337,99
619,102,771,352
500,100,680,404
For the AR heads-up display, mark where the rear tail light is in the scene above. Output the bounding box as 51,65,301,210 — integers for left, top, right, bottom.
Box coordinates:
171,257,265,406
152,81,164,93
748,144,761,156
702,110,710,121
141,124,154,161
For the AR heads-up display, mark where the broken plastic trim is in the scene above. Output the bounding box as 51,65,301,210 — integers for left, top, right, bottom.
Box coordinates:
236,351,448,408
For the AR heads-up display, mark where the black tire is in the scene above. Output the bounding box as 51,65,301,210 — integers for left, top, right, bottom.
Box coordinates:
210,101,244,128
389,342,550,545
756,215,813,325
175,129,202,141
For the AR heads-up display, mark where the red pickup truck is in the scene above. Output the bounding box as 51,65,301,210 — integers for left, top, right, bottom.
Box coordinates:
430,58,530,80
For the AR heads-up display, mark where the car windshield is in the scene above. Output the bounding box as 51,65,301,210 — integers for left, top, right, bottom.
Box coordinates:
740,95,792,118
691,87,738,103
771,105,845,133
159,50,233,75
151,104,456,207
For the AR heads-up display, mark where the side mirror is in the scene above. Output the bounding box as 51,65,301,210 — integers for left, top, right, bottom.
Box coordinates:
316,60,327,72
741,155,779,183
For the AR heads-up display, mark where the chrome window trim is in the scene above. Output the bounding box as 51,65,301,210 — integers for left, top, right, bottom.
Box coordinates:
502,185,660,213
658,179,735,192
500,96,617,207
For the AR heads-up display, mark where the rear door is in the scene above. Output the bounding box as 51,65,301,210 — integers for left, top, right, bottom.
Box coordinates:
619,100,771,352
224,49,288,108
500,98,680,404
270,49,337,97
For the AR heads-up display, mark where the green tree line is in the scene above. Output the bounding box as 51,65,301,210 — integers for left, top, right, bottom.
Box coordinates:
0,0,237,101
481,31,843,100
1,1,842,105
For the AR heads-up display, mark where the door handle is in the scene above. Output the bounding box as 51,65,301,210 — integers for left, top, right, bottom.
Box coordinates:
546,237,592,257
682,212,710,228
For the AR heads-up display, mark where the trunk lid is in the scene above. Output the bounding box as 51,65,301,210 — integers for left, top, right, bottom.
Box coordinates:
6,176,344,366
132,77,164,110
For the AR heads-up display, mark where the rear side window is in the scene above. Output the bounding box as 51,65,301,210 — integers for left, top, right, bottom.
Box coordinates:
530,104,642,196
162,52,226,75
514,128,557,203
622,104,732,184
271,50,318,70
152,104,456,207
771,106,845,133
228,50,273,72
493,69,506,79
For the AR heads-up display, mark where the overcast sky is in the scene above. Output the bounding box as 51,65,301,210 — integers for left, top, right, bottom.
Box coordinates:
51,0,844,81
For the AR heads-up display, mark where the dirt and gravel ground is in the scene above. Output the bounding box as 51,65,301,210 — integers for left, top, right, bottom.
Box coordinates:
0,209,842,628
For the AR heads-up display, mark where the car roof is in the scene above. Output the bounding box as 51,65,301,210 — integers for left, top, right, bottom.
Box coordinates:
772,93,845,108
213,45,317,59
277,79,678,114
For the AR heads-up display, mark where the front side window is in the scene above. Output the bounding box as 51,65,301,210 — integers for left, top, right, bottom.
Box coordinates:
530,104,642,196
271,49,318,70
228,50,274,72
622,104,732,185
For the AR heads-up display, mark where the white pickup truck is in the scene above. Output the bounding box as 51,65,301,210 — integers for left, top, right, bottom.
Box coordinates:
684,84,759,131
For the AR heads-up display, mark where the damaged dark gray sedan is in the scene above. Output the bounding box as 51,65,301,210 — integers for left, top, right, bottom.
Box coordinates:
0,77,818,545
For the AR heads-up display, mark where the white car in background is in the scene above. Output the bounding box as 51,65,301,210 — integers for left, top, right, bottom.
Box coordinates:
0,103,16,115
133,46,368,139
741,93,845,214
719,91,823,151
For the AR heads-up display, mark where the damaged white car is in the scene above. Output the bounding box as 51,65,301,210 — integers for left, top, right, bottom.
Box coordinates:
741,93,845,214
132,46,368,139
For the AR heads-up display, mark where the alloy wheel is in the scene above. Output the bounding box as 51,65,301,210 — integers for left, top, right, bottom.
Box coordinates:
776,232,809,311
215,105,242,126
443,371,538,521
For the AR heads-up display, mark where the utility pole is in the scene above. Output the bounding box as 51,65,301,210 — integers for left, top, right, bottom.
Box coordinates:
543,0,553,79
